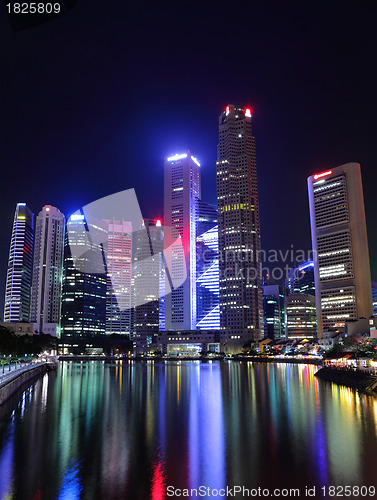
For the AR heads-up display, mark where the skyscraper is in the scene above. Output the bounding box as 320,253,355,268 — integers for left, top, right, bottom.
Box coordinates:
263,284,286,340
286,260,315,296
196,200,219,330
105,219,132,336
216,104,263,349
61,214,107,337
285,293,317,340
164,152,201,330
4,203,34,323
133,218,164,352
308,163,373,335
30,205,65,336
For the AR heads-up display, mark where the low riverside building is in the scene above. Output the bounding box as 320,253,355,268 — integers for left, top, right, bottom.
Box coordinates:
345,317,377,337
152,330,222,356
0,322,33,336
318,331,343,350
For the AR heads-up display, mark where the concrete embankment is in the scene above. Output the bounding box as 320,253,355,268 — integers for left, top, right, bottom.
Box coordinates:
315,366,377,393
0,363,54,405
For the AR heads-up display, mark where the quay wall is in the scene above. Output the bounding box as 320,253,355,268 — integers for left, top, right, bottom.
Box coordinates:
0,364,52,405
315,366,377,392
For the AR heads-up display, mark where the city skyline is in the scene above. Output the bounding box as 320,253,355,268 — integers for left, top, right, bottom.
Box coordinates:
1,1,376,315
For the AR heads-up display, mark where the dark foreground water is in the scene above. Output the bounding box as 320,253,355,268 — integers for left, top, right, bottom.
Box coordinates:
0,361,377,499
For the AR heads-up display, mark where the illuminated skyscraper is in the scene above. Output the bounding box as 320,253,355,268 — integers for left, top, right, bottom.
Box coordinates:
196,200,219,330
30,205,65,336
286,260,315,296
133,218,164,351
164,152,201,330
61,215,107,337
4,203,34,323
285,293,317,340
263,285,286,340
105,219,133,335
216,104,263,349
308,163,373,335
372,282,377,317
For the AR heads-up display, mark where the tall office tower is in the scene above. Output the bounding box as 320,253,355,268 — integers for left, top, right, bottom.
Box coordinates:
30,206,65,336
286,260,315,296
216,104,263,349
105,219,132,335
196,200,219,329
4,203,34,323
263,285,286,340
285,293,317,340
308,163,373,335
61,214,107,337
164,152,201,330
133,218,164,351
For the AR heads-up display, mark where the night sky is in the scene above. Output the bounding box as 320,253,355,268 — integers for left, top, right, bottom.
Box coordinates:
0,0,376,315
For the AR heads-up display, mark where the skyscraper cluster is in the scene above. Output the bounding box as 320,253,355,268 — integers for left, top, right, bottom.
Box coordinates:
2,107,374,354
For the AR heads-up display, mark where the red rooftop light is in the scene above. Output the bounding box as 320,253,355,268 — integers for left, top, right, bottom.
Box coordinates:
45,207,50,212
244,108,252,117
313,170,332,180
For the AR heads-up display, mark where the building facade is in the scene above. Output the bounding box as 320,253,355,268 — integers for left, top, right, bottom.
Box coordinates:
308,163,373,335
30,205,65,336
285,293,317,340
286,260,315,296
216,104,263,349
60,214,107,337
3,203,34,323
196,200,219,330
105,219,133,336
133,218,164,352
164,152,201,330
372,282,377,317
263,284,286,340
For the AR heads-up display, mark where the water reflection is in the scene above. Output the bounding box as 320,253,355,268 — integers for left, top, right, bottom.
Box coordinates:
0,361,376,499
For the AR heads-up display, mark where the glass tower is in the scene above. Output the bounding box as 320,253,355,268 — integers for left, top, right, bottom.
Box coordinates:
196,200,219,330
164,152,201,330
61,215,107,337
4,203,34,323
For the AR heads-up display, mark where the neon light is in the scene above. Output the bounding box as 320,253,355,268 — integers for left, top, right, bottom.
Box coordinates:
71,214,85,221
191,156,200,167
45,207,50,212
245,108,252,117
17,203,26,206
313,170,332,180
156,219,161,227
225,106,230,115
17,216,26,220
167,153,187,162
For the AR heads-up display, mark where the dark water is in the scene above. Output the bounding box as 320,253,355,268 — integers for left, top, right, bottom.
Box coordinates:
0,361,376,499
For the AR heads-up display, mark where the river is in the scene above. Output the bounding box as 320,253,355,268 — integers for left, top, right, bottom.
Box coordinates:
0,361,376,499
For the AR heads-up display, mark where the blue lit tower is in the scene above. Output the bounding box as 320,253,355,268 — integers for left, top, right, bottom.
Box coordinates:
164,152,201,330
286,260,315,296
60,214,107,337
4,203,34,322
263,285,286,340
196,200,219,330
30,205,65,336
216,105,263,349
